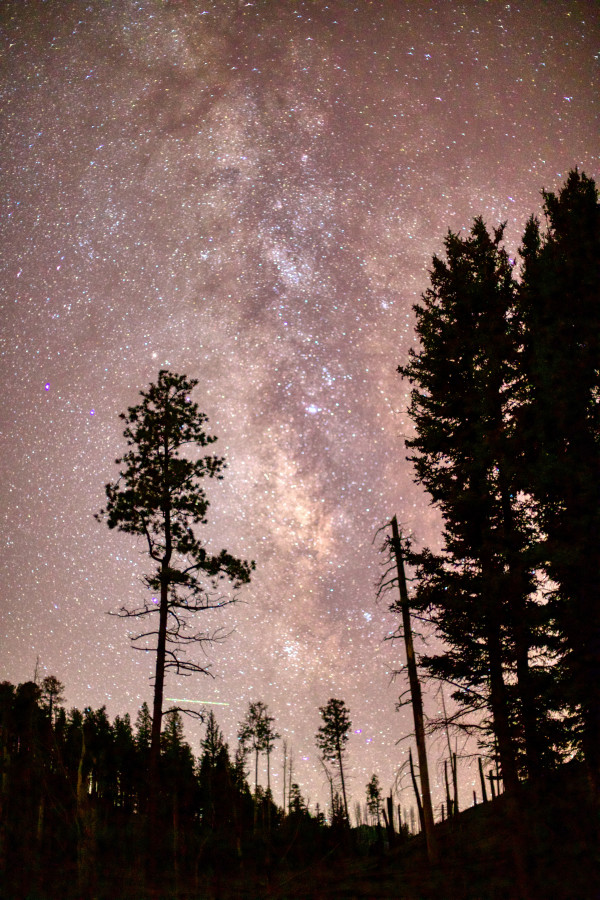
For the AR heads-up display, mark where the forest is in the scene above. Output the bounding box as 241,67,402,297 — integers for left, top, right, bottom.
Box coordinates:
1,170,598,899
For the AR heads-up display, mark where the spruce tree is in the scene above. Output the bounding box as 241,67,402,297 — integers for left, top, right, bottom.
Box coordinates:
518,170,600,793
398,220,553,784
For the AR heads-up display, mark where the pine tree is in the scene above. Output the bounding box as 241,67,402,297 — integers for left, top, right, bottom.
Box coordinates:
518,170,600,793
238,701,278,794
366,774,382,826
201,709,225,768
135,702,152,750
398,219,554,785
40,676,65,722
96,370,254,791
315,699,351,823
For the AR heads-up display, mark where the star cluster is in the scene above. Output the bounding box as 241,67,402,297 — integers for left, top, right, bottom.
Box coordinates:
1,0,597,814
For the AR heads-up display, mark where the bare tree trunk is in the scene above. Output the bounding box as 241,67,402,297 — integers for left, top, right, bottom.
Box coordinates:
385,794,396,847
282,740,287,813
444,759,452,818
409,747,425,833
452,751,459,815
479,757,488,803
336,737,349,824
391,516,437,862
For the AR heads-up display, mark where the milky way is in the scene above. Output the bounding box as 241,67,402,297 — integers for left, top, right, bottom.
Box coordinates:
1,0,598,815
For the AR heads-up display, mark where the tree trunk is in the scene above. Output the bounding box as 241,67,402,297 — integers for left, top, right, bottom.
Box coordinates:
479,757,488,802
500,478,542,780
444,759,452,818
484,576,533,900
150,434,173,789
452,751,459,815
409,747,425,833
384,794,395,847
391,516,437,862
267,747,271,793
336,738,349,824
282,741,287,812
484,600,520,798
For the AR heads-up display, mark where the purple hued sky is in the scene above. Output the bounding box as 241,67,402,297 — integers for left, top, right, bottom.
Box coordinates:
1,0,597,817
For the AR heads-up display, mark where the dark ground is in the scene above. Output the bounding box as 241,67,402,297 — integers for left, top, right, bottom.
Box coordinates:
7,762,599,900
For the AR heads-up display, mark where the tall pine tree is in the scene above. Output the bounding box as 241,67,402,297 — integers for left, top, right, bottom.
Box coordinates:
518,170,600,794
97,371,254,796
399,219,554,785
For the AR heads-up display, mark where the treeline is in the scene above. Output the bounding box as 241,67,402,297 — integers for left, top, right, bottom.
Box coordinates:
0,679,366,898
396,170,599,800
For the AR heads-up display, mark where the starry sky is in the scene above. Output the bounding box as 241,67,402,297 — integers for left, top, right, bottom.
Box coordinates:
1,0,598,817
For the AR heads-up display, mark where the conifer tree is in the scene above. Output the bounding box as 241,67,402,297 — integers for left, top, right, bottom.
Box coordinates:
40,676,65,722
315,699,351,823
113,713,136,811
366,774,382,826
398,220,552,785
201,709,226,768
238,701,278,794
135,702,152,750
97,370,254,790
518,170,600,792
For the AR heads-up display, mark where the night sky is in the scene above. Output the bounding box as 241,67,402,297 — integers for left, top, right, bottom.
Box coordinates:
1,0,598,816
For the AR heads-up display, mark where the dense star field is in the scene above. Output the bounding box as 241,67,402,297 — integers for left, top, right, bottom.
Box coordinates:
1,0,598,813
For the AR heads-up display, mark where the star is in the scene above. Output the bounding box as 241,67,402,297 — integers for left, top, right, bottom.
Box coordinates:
1,0,597,815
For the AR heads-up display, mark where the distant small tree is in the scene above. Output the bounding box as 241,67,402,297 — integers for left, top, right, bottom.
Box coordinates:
200,709,225,768
198,710,230,830
96,370,255,792
161,709,186,755
232,744,249,790
40,675,65,722
135,702,152,751
366,773,382,826
288,782,306,815
238,701,278,794
315,698,351,823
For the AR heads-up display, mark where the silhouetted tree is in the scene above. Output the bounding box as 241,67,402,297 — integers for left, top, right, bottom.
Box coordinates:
518,170,600,795
288,782,307,816
40,675,64,722
398,219,554,785
315,699,351,823
135,701,152,750
113,713,136,812
200,709,226,767
198,710,228,830
96,370,255,794
238,701,278,794
366,773,382,826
